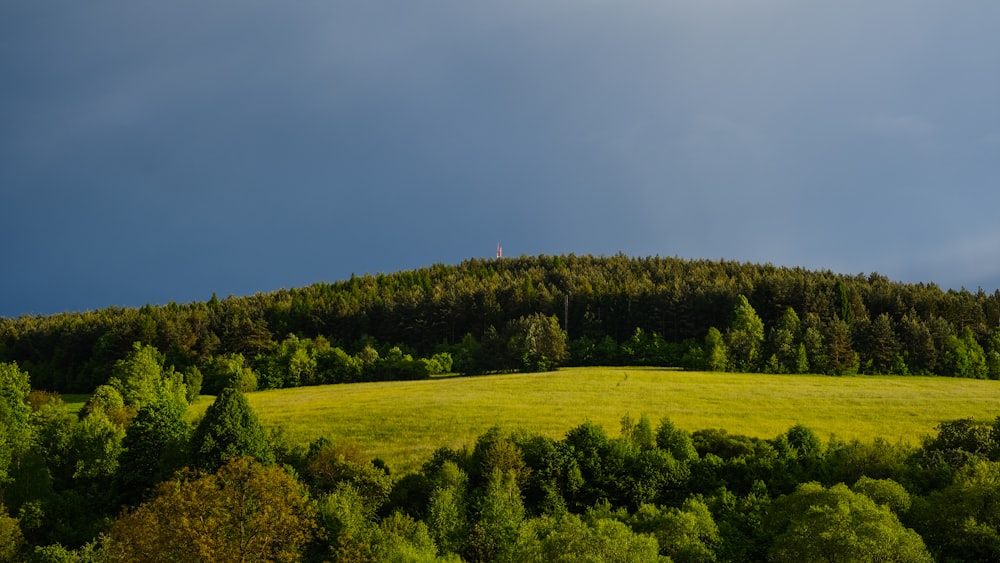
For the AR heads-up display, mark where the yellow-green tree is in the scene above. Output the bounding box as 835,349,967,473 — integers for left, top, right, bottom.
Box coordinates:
103,457,317,562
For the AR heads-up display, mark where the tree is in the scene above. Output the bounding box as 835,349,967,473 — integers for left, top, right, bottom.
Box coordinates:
302,441,392,509
201,353,257,394
851,476,911,516
0,504,24,563
114,397,190,506
940,326,988,379
768,482,932,563
766,307,802,374
655,418,698,462
0,363,31,498
190,387,272,472
507,314,568,373
801,313,828,374
704,327,728,372
426,461,470,556
825,316,859,375
467,469,526,563
859,313,903,375
103,457,316,562
107,342,185,410
910,459,1000,562
81,385,130,427
725,296,764,373
521,512,663,563
629,498,720,562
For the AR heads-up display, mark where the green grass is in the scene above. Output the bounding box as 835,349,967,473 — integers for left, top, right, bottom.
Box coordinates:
61,394,91,415
188,367,1000,475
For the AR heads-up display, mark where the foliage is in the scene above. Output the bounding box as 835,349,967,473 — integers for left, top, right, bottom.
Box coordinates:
9,254,1000,392
106,343,185,410
0,504,24,563
102,457,317,562
190,387,273,472
725,296,764,373
767,482,932,563
520,512,664,563
114,397,189,506
0,363,31,495
466,469,525,563
628,498,720,562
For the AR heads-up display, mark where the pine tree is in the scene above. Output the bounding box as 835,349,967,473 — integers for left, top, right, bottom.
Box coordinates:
190,387,273,472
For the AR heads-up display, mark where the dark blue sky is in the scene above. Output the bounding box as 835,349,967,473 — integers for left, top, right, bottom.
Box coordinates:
3,2,1000,318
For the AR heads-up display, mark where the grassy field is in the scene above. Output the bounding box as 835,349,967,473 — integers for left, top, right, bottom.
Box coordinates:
186,367,1000,475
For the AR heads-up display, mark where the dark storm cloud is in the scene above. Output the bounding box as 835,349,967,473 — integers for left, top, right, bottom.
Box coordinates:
2,1,999,316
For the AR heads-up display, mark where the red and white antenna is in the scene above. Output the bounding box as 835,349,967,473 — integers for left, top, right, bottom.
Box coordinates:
496,242,503,259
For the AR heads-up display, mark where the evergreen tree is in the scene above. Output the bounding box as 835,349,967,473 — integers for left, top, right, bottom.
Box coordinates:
825,317,859,375
190,387,273,472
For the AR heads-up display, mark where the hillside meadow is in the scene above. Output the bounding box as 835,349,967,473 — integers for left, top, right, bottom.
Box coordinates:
177,367,1000,474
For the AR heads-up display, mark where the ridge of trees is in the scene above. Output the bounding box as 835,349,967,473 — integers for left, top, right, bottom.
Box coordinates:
4,254,1000,395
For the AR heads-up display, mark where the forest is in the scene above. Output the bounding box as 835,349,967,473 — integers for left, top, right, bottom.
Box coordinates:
3,254,1000,395
4,254,1000,561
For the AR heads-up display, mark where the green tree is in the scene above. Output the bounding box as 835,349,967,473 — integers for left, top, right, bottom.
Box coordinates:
852,476,911,516
655,418,698,462
114,397,190,506
859,313,903,375
302,441,392,510
107,342,183,409
82,384,130,427
704,327,728,372
467,469,526,563
801,313,828,374
825,316,859,375
201,353,257,394
766,307,802,374
68,409,125,486
910,459,1000,562
725,296,764,373
520,512,663,563
426,461,470,556
0,363,31,499
507,314,568,373
940,326,988,378
628,498,720,562
768,482,932,563
190,387,273,472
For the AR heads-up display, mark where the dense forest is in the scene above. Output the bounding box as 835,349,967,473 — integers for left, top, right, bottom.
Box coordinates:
3,254,1000,395
4,254,1000,560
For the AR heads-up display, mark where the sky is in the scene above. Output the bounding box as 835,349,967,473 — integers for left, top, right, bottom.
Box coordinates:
2,1,999,318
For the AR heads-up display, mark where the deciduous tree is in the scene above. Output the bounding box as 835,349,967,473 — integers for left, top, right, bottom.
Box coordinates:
103,457,316,562
725,296,764,373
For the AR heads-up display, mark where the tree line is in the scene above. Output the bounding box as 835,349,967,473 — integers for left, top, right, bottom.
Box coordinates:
4,355,1000,561
3,254,1000,394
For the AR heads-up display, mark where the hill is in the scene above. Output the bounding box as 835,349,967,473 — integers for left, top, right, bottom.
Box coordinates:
4,254,1000,394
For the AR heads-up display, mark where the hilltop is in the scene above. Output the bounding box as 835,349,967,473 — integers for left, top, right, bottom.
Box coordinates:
2,254,1000,393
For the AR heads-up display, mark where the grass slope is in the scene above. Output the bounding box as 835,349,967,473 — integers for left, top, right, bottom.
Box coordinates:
190,367,1000,475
